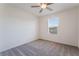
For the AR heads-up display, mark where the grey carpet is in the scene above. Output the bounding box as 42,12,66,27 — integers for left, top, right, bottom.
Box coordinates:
0,39,79,56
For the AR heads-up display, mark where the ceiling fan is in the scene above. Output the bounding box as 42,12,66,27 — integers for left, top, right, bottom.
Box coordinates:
31,3,53,13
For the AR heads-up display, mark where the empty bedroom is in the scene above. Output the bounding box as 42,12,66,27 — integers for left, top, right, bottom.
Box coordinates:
0,3,79,56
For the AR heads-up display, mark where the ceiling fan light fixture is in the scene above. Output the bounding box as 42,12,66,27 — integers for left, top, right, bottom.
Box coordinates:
40,3,47,9
31,3,53,13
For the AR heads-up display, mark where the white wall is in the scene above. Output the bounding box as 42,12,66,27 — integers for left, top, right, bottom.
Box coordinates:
39,7,78,47
78,7,79,47
0,5,39,52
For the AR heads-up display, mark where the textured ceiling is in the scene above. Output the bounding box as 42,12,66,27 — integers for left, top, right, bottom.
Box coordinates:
0,3,79,16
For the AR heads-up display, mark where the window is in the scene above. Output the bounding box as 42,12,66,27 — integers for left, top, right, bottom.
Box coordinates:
48,17,60,34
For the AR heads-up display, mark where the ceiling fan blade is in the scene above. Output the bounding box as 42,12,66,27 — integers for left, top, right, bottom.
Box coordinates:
46,7,53,11
31,6,40,7
39,8,43,13
47,3,53,5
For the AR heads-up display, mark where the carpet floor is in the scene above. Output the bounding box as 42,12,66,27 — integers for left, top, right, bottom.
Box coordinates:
0,39,79,56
